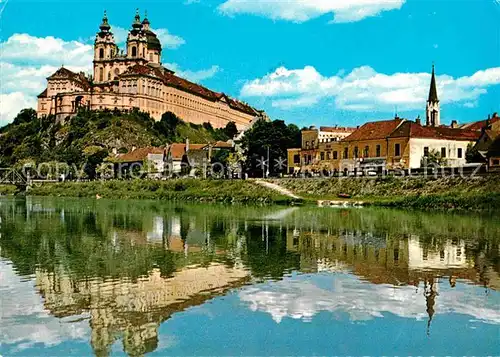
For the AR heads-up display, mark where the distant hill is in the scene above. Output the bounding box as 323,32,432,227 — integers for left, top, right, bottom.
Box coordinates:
0,108,236,170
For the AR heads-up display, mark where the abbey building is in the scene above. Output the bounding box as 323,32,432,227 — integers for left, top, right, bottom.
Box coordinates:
37,11,267,129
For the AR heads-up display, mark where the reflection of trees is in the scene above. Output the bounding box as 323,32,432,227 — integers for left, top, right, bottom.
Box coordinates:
242,224,300,279
1,197,500,352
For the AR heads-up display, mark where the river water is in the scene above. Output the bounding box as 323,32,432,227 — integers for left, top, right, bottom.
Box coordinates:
0,197,499,356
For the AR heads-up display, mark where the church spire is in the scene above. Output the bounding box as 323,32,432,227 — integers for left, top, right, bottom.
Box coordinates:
142,10,151,30
132,8,142,30
99,10,111,32
426,63,440,127
428,64,439,103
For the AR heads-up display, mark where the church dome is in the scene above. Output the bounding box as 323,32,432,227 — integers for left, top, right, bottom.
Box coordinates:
144,29,162,51
99,11,111,32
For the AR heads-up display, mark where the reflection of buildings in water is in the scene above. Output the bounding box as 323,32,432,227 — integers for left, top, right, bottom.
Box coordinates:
111,214,209,255
170,215,181,237
285,228,497,288
408,236,467,270
146,216,164,243
35,263,249,356
285,227,500,331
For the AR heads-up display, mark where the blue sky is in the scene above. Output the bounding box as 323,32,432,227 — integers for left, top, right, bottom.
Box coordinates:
0,0,499,127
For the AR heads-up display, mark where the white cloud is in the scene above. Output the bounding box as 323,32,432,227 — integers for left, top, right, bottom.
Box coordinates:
463,101,477,108
0,33,93,67
0,33,94,125
154,28,186,49
110,25,129,44
240,65,500,111
0,261,90,351
165,63,220,82
0,92,37,126
109,25,185,49
218,0,406,23
239,273,500,324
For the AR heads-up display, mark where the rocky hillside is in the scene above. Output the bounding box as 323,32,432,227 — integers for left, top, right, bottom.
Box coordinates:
0,108,235,170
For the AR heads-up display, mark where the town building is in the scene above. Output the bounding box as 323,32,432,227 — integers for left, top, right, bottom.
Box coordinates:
108,140,234,178
471,113,500,170
287,126,356,174
288,65,486,175
36,11,267,130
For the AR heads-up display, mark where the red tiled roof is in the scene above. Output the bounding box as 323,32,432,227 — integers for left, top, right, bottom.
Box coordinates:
460,115,500,131
389,121,480,141
122,64,258,116
343,118,404,141
167,143,187,160
48,67,91,90
115,146,165,162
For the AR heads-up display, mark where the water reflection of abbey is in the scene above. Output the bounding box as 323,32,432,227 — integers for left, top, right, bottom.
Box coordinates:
2,200,499,355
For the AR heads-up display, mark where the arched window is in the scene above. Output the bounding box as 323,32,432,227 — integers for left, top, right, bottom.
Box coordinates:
99,48,104,59
99,68,104,82
108,72,111,81
114,68,120,80
131,46,137,57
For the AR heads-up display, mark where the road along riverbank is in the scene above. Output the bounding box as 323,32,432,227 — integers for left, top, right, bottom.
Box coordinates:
267,174,500,211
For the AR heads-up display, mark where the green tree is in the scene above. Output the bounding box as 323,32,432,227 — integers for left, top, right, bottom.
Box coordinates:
466,142,483,163
421,149,447,168
240,119,301,177
83,146,109,180
154,112,182,141
13,108,37,126
223,121,238,139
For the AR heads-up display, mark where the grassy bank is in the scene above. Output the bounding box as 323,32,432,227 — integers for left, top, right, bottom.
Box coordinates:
0,184,17,196
28,179,296,205
268,175,500,211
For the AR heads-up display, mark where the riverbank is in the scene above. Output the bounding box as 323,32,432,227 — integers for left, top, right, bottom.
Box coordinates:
27,179,298,205
0,184,17,196
267,175,500,211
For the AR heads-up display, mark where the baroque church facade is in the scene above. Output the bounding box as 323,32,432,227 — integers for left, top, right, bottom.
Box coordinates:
37,11,267,129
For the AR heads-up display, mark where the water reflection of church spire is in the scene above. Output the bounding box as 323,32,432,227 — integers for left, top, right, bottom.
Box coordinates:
424,278,438,336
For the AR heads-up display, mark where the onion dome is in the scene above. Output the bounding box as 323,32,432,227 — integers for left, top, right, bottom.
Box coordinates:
99,10,111,32
142,10,150,26
132,8,142,30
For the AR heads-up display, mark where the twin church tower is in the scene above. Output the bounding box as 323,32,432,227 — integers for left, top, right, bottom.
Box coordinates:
93,10,162,83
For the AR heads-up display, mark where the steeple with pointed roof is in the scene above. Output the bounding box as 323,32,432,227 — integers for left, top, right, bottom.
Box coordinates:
428,64,439,103
426,64,440,127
